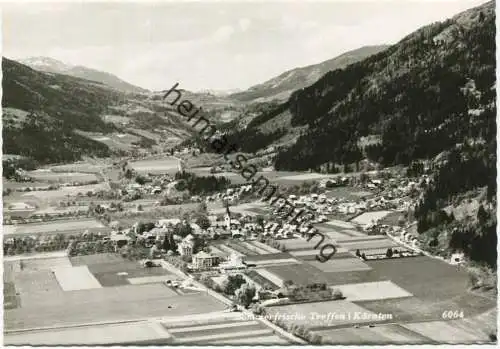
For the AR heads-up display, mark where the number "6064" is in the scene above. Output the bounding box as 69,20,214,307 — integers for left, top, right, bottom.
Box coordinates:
442,310,464,319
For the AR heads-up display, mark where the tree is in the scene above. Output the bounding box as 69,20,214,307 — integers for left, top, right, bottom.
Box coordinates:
195,214,211,230
137,204,143,211
124,169,133,179
222,274,246,295
477,204,488,225
197,201,207,213
332,289,343,300
355,249,361,257
386,248,393,258
235,283,256,308
135,176,146,185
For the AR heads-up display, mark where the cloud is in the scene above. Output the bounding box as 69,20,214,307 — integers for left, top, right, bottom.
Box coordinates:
238,18,251,32
211,25,235,42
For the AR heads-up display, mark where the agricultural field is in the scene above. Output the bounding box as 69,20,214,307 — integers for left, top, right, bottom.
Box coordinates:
245,270,281,290
338,238,398,251
378,211,405,226
315,324,430,344
26,169,99,183
351,210,395,227
52,265,102,291
322,220,357,230
18,183,108,202
5,320,173,346
4,218,105,236
274,173,333,181
401,316,495,343
266,300,390,329
129,157,181,175
331,281,413,302
160,312,291,344
70,253,175,287
308,258,372,273
50,162,109,174
77,131,142,151
325,187,374,200
265,263,332,285
4,252,227,331
315,228,366,242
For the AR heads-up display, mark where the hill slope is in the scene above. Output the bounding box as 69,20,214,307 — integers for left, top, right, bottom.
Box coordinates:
235,1,495,173
19,57,147,94
229,45,389,103
2,58,192,164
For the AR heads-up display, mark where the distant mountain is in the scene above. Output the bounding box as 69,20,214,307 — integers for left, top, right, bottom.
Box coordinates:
19,56,147,94
229,45,390,103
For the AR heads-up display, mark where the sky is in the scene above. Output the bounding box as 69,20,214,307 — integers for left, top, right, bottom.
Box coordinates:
2,0,488,91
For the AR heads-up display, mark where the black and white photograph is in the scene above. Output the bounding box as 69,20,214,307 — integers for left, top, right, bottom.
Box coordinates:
1,0,497,345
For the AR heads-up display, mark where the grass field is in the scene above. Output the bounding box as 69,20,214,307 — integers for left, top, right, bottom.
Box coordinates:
14,270,65,308
281,238,335,251
323,220,357,230
249,241,281,253
5,219,104,236
70,254,172,287
49,162,108,174
277,173,333,181
401,319,493,343
325,187,374,200
27,170,98,183
244,252,294,262
4,282,19,309
5,320,173,346
332,281,413,302
316,324,430,344
239,241,270,254
266,300,386,329
15,257,72,271
338,238,398,251
358,291,496,323
245,270,280,290
130,158,180,174
364,257,472,301
20,183,107,201
265,263,331,285
308,258,372,273
351,211,394,226
378,211,405,226
52,265,102,291
226,241,257,256
161,312,290,345
5,283,226,330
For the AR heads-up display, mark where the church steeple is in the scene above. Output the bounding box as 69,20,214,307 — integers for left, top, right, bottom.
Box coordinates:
224,200,231,230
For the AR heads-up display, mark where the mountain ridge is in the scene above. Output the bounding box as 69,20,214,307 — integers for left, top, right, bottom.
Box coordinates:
18,56,147,94
228,45,390,103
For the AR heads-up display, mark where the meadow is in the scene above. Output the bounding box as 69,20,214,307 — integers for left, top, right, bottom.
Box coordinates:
4,218,104,236
130,157,181,174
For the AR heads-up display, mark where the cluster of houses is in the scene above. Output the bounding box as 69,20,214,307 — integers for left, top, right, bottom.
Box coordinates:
204,185,254,204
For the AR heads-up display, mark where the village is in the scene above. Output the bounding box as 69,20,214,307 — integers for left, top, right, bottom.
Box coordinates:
3,150,494,345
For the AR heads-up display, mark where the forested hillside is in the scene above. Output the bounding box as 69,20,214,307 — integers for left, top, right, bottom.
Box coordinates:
2,58,121,163
273,2,495,172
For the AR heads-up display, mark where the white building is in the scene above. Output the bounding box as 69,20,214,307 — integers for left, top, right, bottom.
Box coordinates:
178,234,195,257
192,251,219,270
